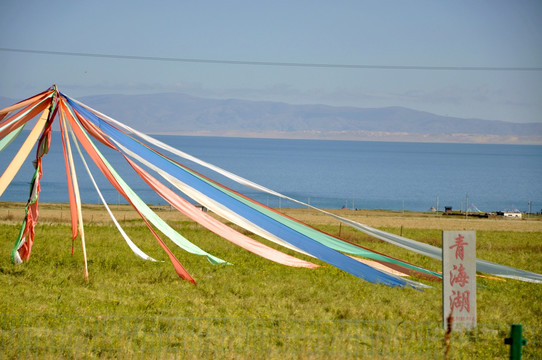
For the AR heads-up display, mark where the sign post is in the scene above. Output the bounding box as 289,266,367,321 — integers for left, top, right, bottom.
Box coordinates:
442,231,476,330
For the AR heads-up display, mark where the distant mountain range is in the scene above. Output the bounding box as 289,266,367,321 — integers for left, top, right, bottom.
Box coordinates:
2,93,541,144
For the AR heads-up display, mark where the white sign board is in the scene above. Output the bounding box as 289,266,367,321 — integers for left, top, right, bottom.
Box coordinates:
442,231,476,330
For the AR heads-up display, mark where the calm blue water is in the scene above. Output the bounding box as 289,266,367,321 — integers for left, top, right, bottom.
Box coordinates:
1,132,541,212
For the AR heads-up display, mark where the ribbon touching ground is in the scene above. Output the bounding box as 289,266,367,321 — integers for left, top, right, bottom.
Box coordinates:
2,86,541,288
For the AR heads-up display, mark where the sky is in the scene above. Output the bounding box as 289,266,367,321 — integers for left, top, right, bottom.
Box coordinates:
1,0,541,123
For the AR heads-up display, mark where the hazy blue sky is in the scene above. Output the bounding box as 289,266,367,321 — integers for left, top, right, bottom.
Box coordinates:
1,0,541,123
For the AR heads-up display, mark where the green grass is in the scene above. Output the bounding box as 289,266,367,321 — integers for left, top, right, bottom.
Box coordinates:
0,219,541,358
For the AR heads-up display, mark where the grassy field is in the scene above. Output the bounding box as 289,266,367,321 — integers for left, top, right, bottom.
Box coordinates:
0,202,541,358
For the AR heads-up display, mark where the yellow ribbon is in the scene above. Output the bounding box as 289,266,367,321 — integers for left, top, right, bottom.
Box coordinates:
0,108,50,197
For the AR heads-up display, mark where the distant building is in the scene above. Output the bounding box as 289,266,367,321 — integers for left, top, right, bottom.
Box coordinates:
496,211,522,219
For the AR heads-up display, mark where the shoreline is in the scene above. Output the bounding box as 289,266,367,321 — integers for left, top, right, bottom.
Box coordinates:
152,130,542,146
1,201,540,232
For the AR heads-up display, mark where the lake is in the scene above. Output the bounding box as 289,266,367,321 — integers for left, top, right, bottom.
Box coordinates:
1,132,541,213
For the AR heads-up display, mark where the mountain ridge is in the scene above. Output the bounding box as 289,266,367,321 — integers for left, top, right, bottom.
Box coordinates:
1,93,541,144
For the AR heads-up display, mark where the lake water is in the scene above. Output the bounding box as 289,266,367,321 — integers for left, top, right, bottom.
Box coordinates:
1,132,541,213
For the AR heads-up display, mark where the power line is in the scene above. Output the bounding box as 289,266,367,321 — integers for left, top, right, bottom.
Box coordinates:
1,47,541,72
